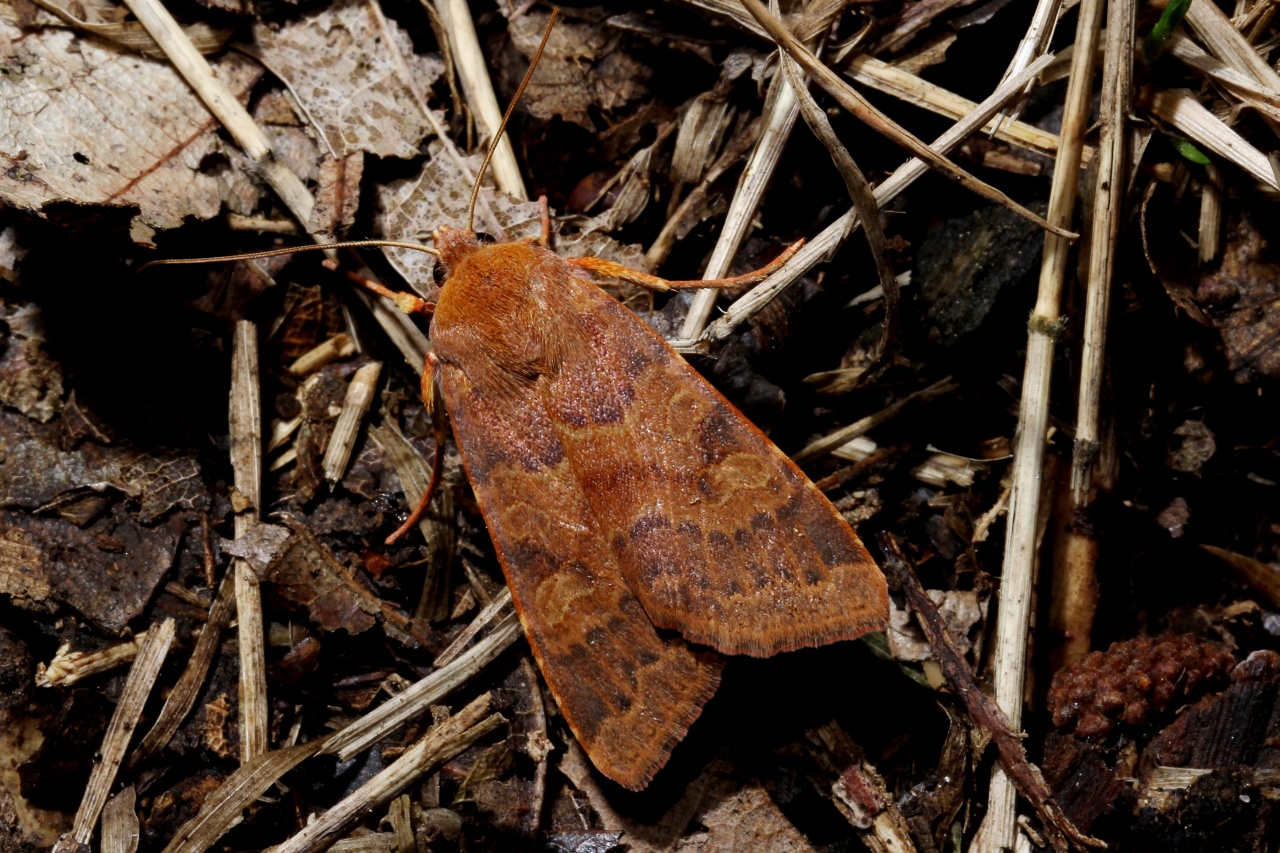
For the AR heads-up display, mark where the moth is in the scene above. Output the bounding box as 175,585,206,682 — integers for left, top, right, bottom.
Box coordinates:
157,12,888,791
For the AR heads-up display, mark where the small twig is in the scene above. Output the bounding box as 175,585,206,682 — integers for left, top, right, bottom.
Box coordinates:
877,538,1103,851
161,738,329,853
323,361,382,487
434,0,527,199
978,0,1103,844
37,630,150,688
518,655,550,835
273,695,504,853
288,333,356,377
694,53,1057,345
324,612,522,762
792,377,957,465
230,320,268,763
433,588,514,668
55,619,176,853
133,571,237,765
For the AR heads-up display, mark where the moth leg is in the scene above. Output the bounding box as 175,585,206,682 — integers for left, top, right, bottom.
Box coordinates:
322,259,437,316
538,195,552,247
565,239,804,292
387,353,446,545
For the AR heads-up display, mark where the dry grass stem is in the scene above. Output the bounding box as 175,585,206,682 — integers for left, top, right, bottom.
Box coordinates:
645,119,762,268
274,695,504,853
680,0,850,339
1186,0,1280,135
434,0,527,199
831,436,980,488
37,630,150,688
288,333,356,377
977,0,1103,845
134,572,237,764
117,0,314,223
1169,35,1280,123
56,619,176,852
698,53,1056,344
230,321,269,763
741,0,1068,238
990,0,1064,128
844,55,1072,160
1071,0,1135,502
1199,164,1223,263
325,612,522,762
781,54,898,384
1201,544,1280,607
323,361,383,486
226,213,299,233
101,787,139,853
161,738,328,853
680,67,801,339
433,588,514,668
1147,88,1280,189
793,377,957,465
370,422,455,623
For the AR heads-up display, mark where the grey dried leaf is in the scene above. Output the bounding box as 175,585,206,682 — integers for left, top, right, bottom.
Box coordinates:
219,522,292,573
253,0,444,158
546,832,625,853
0,24,263,235
888,589,982,662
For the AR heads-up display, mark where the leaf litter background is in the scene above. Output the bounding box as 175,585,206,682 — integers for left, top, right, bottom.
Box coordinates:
0,0,1278,850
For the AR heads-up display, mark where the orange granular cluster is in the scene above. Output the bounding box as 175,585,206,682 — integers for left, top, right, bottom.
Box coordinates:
1047,634,1236,739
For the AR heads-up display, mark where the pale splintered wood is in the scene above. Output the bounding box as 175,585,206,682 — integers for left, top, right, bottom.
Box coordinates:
324,613,521,762
975,0,1104,846
37,630,149,688
323,361,382,486
274,696,504,853
57,619,175,852
230,320,268,763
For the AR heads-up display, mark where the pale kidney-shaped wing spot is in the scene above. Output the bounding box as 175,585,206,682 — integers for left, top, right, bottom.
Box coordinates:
534,567,596,629
704,451,778,509
663,387,706,444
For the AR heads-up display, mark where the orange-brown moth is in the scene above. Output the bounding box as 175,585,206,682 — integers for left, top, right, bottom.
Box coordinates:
155,11,889,791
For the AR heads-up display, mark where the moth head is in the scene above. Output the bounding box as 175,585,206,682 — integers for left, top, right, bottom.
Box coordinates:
432,226,481,281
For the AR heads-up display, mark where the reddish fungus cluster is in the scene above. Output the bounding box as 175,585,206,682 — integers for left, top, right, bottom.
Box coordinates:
1048,634,1235,739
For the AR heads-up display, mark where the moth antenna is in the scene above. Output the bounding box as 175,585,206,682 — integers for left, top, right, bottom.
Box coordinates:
139,240,440,272
466,7,559,233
